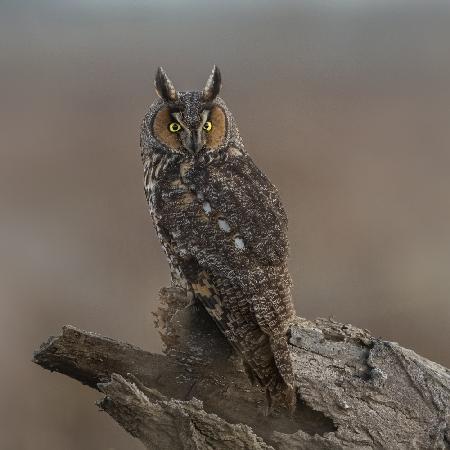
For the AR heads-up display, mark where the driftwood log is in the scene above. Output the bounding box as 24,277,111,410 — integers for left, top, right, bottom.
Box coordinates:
33,287,449,449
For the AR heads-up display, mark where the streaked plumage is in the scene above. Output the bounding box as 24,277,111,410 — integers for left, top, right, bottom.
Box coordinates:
140,66,296,411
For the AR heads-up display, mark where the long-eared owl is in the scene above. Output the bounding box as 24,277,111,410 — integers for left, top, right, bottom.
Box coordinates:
140,66,296,410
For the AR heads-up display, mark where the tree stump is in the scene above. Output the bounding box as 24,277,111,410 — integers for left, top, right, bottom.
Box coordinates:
33,287,449,449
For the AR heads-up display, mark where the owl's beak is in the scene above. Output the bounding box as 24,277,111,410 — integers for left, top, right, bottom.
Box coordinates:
184,128,203,153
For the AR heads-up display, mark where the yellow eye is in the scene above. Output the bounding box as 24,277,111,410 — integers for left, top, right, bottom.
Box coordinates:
203,121,212,132
169,122,181,133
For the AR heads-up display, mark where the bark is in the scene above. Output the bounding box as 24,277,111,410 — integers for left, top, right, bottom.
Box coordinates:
33,287,449,449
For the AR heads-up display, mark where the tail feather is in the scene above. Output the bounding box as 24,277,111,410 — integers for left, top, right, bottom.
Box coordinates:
267,335,296,413
190,270,297,413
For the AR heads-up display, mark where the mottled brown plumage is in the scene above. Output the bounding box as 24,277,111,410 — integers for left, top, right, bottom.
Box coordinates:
140,66,297,411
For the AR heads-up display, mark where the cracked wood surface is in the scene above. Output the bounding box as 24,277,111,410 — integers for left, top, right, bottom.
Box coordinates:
33,287,449,449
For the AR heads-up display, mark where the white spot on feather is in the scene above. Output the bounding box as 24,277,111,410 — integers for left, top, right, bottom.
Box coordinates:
197,192,204,201
234,237,245,250
228,147,243,157
218,219,231,232
202,201,212,214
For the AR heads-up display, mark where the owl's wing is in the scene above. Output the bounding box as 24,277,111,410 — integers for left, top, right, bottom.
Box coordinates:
153,150,296,409
155,150,290,274
191,151,289,268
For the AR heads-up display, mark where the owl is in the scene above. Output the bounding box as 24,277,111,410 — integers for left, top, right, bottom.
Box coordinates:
140,66,296,411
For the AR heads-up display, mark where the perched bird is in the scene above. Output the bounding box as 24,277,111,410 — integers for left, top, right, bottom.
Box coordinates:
140,66,296,411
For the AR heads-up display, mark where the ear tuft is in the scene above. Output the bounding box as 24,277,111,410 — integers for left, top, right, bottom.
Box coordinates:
154,67,178,102
202,65,221,102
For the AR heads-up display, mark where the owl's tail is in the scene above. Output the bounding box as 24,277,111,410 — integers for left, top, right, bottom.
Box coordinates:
243,286,297,413
190,269,297,413
242,333,296,414
266,335,297,414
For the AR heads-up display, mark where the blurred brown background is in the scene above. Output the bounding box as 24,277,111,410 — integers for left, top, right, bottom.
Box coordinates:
1,1,449,448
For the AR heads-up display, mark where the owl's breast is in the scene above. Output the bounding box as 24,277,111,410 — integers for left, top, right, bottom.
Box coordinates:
145,153,183,208
147,156,201,244
151,159,194,212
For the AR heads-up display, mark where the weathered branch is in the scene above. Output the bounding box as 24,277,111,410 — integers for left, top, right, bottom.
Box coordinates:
33,287,449,449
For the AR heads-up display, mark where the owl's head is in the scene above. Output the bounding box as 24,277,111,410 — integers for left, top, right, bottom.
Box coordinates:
141,66,242,157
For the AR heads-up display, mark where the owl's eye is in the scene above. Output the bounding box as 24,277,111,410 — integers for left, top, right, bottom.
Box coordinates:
203,121,213,132
168,122,181,133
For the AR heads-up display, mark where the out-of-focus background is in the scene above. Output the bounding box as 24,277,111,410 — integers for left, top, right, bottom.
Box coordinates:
1,0,449,448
